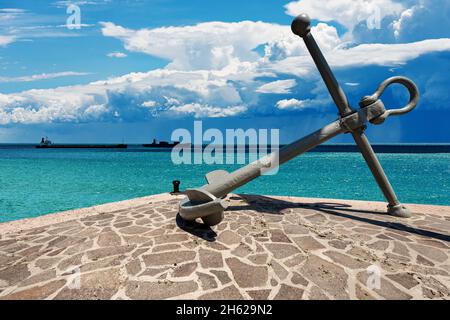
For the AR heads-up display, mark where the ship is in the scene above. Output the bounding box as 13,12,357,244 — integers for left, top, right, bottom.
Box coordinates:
36,137,127,149
143,138,180,148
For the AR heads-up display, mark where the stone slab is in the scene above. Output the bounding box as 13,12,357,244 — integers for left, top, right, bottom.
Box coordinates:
0,193,449,300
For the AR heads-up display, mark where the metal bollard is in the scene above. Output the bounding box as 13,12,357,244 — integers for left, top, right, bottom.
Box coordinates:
172,180,181,193
178,14,419,226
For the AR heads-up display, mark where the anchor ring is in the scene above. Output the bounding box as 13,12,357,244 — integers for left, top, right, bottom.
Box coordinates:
360,76,419,124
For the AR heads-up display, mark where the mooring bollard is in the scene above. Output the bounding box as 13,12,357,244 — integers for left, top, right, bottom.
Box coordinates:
178,14,419,226
172,180,181,193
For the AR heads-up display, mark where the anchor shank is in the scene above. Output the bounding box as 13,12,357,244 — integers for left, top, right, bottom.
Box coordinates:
203,119,346,197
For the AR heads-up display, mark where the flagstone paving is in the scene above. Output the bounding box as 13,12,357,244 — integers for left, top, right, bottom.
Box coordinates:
0,193,449,300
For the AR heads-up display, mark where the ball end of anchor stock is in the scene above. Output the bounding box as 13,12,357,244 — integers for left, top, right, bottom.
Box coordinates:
178,188,228,226
291,13,311,37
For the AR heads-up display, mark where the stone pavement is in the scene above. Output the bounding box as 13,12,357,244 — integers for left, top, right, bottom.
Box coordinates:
0,193,449,300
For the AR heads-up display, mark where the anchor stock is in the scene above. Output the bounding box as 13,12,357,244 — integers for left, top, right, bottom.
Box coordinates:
178,13,420,227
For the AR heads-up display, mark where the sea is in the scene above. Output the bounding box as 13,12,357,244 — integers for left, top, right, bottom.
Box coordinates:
0,144,449,223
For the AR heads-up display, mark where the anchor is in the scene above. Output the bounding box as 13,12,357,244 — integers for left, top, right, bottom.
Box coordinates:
178,14,420,226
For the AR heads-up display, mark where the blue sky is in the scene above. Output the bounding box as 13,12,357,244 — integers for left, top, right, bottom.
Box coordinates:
0,0,449,143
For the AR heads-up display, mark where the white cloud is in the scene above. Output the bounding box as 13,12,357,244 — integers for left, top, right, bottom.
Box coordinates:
393,7,416,38
161,96,182,107
141,100,156,108
275,98,324,110
391,0,450,42
53,0,111,7
100,20,291,70
0,68,251,123
107,51,127,58
256,79,297,94
263,22,341,64
270,38,450,76
83,104,109,118
101,18,450,77
276,98,307,110
0,8,26,13
2,12,450,125
0,35,16,47
0,71,90,83
0,5,94,43
336,39,450,66
285,0,404,33
170,103,247,118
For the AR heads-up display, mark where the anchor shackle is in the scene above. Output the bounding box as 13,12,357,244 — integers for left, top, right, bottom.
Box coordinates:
359,76,420,124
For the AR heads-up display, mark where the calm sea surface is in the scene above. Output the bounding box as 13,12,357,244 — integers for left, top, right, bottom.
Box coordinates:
0,145,449,222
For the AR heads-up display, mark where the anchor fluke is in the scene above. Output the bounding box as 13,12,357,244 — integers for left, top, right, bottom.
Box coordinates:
178,188,227,226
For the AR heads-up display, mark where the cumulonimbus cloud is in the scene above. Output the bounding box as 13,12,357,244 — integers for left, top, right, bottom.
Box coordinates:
1,3,450,124
284,0,404,33
100,20,292,70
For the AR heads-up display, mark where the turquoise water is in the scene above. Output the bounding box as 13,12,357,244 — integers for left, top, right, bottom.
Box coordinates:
0,146,449,222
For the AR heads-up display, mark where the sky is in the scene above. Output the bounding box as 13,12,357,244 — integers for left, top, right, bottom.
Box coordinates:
0,0,449,143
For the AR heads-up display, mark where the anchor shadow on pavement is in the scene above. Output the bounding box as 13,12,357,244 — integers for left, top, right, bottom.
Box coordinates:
176,213,218,242
230,194,450,243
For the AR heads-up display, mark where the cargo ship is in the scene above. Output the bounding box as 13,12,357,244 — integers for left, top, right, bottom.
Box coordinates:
143,138,179,148
35,137,127,149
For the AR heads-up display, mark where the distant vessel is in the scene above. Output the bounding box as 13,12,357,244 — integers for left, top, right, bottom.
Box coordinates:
39,136,52,147
143,138,180,148
36,137,127,149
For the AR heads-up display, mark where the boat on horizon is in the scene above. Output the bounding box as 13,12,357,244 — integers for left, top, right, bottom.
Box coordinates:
35,137,127,149
142,138,180,148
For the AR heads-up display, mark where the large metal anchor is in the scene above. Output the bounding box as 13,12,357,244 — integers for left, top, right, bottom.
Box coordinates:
178,14,419,226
